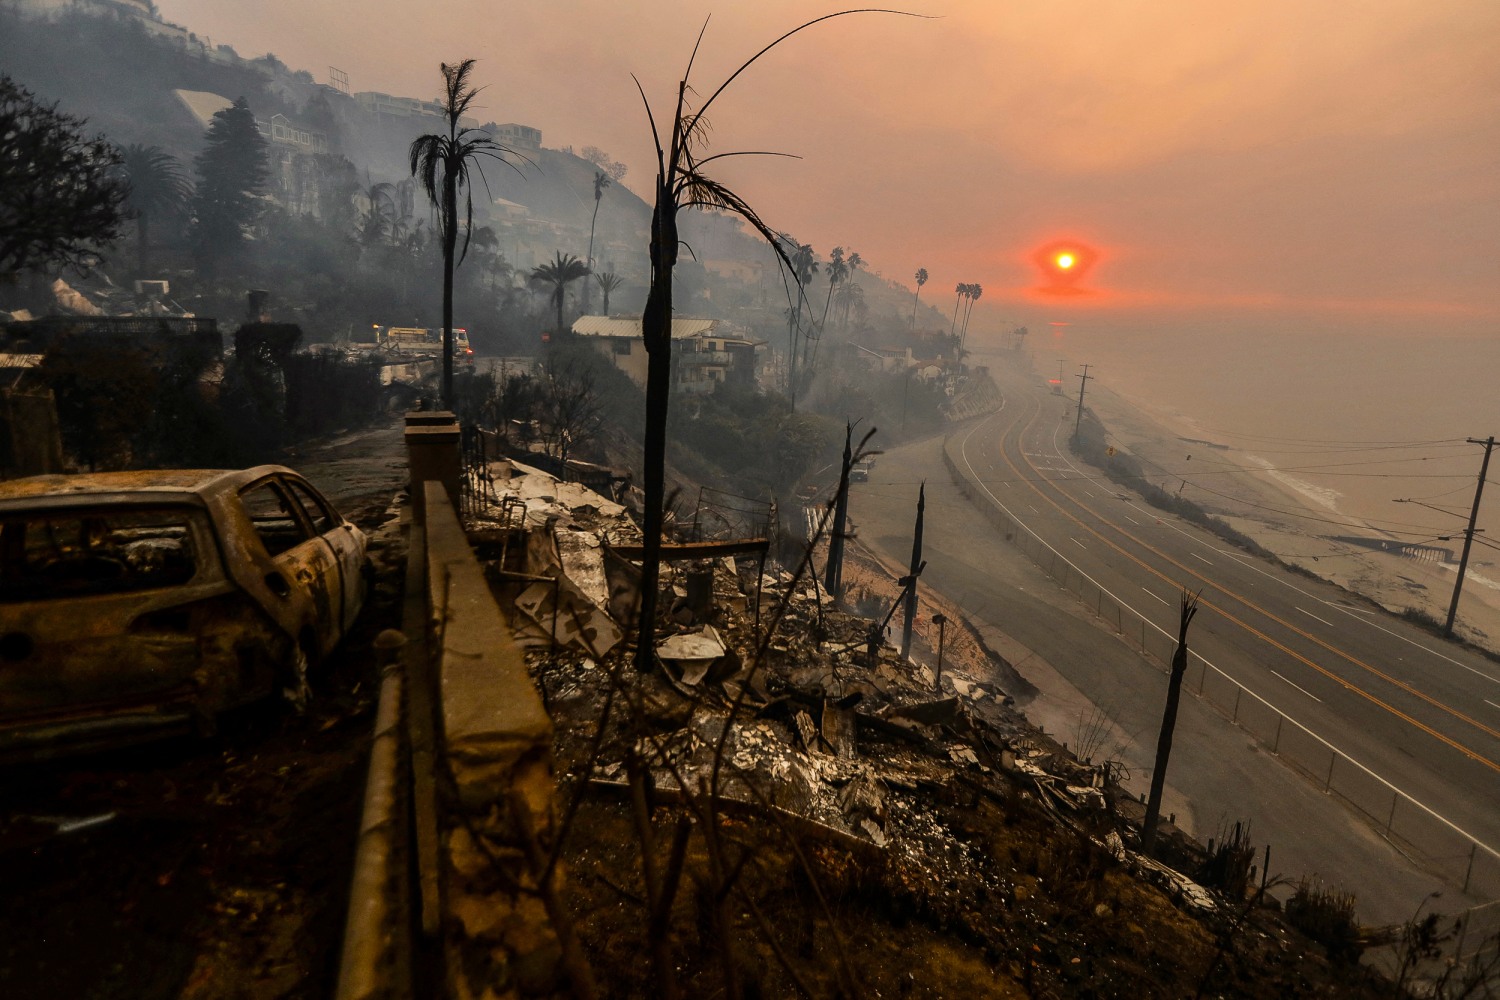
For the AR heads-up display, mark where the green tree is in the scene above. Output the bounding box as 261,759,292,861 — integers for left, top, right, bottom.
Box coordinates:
191,96,268,280
0,74,127,281
529,251,591,335
911,266,928,327
594,270,622,314
581,170,610,314
119,143,189,276
409,59,516,407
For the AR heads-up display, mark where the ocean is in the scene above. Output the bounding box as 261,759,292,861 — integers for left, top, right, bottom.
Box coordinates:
978,328,1500,549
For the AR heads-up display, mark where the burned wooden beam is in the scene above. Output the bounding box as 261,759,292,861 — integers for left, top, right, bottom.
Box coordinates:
606,538,770,561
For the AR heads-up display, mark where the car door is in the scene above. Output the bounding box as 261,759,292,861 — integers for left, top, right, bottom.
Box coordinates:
236,478,342,658
279,474,365,637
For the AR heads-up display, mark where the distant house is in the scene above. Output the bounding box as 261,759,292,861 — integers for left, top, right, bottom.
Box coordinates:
490,122,543,152
569,316,764,393
847,343,947,380
851,343,912,373
353,91,449,120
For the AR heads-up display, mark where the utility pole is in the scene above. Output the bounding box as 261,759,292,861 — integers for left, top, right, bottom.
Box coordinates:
1073,364,1093,442
900,482,925,660
1444,436,1495,637
1142,589,1200,856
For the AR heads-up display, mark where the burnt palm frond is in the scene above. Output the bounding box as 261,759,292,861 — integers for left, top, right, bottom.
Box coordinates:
633,8,921,681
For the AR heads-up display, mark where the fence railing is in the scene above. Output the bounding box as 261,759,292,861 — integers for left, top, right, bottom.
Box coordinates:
941,433,1500,906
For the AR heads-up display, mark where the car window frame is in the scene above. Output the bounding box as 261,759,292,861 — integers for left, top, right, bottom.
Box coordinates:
237,477,316,559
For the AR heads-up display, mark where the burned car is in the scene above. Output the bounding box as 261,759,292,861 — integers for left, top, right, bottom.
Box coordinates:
0,466,369,758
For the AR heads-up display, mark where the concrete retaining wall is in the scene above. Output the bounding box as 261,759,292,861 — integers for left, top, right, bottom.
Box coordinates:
423,481,563,998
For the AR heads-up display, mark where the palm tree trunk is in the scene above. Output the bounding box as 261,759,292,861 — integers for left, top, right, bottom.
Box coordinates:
555,287,565,337
787,307,800,409
441,172,458,408
911,286,921,328
583,201,601,314
636,179,678,672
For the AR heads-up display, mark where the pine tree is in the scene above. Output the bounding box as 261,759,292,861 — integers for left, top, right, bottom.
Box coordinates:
191,96,268,280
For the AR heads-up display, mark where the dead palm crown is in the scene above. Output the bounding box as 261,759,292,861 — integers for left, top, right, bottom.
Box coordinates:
632,10,916,672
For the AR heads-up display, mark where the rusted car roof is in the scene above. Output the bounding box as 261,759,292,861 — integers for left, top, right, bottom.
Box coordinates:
0,466,289,503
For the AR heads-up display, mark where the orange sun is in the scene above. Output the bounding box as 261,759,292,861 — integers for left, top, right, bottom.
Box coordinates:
1033,240,1099,296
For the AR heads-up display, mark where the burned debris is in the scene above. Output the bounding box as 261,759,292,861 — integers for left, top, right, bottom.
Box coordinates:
442,449,1393,998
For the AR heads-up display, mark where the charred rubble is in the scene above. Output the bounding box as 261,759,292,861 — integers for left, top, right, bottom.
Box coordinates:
454,455,1397,998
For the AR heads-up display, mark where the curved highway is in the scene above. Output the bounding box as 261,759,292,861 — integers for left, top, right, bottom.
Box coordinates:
953,364,1500,896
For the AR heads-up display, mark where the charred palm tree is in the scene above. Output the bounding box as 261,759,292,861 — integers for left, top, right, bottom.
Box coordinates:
409,59,518,406
529,251,591,335
119,144,189,276
634,13,911,675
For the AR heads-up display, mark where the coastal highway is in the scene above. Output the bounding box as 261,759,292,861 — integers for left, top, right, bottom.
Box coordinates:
960,365,1500,882
854,361,1500,924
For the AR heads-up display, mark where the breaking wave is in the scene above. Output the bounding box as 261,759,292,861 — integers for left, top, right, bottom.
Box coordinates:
1245,454,1342,513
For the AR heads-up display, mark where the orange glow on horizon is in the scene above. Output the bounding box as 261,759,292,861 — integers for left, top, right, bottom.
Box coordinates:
1032,240,1101,298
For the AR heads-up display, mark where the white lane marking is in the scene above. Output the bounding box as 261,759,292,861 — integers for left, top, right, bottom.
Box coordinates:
1071,537,1087,548
1124,515,1140,525
1028,504,1039,513
1001,481,1010,488
1085,488,1097,497
957,393,1500,867
1325,601,1375,615
1272,670,1323,703
1486,699,1500,711
1297,606,1335,628
1190,552,1213,566
1143,588,1171,607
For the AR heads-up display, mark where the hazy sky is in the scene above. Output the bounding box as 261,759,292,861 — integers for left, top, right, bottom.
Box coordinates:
154,0,1499,340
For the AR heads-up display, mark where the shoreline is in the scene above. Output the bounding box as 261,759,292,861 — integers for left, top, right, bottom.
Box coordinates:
1067,368,1500,653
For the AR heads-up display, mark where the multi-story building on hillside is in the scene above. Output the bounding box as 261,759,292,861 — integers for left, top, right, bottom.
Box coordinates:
570,317,764,394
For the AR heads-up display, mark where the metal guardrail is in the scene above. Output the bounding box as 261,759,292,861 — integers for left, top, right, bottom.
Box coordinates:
941,433,1500,908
